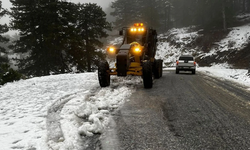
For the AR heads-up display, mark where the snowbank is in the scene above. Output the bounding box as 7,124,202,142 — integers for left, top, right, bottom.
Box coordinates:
0,73,140,150
199,64,250,90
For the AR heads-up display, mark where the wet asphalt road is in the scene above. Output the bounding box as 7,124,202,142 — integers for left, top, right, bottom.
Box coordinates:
103,70,250,150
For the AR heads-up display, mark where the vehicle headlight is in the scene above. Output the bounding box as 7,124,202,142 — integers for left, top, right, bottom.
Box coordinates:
107,46,116,54
130,27,145,33
132,47,142,56
134,47,142,53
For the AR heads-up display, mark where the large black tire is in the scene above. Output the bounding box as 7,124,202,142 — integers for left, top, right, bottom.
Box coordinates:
159,60,163,77
143,61,153,88
153,59,163,79
98,61,110,87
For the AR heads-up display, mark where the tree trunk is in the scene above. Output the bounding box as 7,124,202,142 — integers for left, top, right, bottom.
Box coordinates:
85,41,92,72
243,0,245,12
222,1,227,31
167,4,171,30
248,61,250,76
164,6,167,31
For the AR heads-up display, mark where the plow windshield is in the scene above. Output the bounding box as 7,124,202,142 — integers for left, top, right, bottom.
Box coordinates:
126,31,147,45
121,23,148,45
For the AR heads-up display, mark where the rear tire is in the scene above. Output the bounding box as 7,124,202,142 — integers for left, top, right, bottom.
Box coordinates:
154,59,163,79
143,61,153,88
98,61,110,87
159,60,163,77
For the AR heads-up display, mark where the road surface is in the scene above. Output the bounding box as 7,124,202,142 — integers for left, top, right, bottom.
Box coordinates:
102,69,250,150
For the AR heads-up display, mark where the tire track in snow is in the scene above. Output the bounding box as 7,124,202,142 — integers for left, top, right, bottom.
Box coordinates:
46,76,140,149
46,90,89,144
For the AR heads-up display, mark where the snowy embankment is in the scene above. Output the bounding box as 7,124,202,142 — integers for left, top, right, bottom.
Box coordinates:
199,65,250,91
0,73,140,150
156,23,250,68
156,27,199,67
201,23,250,58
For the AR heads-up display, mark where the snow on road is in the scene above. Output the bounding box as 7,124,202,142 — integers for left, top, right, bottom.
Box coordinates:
0,72,140,150
198,64,250,90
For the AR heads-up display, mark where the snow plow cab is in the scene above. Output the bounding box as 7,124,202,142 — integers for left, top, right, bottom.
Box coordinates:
98,23,163,88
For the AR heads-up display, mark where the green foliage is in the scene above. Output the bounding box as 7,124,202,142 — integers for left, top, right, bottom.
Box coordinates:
9,0,111,76
75,3,112,72
0,64,22,85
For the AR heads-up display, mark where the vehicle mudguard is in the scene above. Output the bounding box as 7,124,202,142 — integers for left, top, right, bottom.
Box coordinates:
116,44,131,76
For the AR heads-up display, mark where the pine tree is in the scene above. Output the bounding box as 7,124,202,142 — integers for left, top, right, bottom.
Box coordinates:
0,1,9,64
137,0,161,28
111,0,141,29
10,0,112,75
10,0,51,75
9,0,79,75
156,0,172,31
76,3,111,72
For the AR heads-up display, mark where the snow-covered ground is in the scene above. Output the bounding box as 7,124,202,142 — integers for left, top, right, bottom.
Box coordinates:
156,27,199,66
0,73,140,150
199,65,250,90
156,24,250,67
201,23,250,58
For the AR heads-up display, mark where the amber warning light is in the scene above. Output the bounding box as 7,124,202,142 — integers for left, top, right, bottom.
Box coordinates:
130,23,145,33
134,23,144,27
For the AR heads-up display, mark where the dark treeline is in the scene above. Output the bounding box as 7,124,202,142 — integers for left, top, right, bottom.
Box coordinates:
110,0,250,31
9,0,111,76
0,0,111,77
1,1,21,85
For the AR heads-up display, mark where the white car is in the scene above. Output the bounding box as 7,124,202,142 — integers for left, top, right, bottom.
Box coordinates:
176,55,196,74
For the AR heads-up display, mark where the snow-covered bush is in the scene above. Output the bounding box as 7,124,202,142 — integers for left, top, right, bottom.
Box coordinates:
0,64,22,85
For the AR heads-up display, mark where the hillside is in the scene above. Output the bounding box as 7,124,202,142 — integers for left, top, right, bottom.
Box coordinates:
155,23,250,69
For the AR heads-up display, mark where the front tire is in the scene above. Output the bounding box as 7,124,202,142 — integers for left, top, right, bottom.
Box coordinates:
143,61,153,88
98,61,110,87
